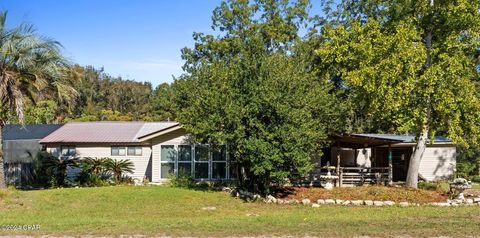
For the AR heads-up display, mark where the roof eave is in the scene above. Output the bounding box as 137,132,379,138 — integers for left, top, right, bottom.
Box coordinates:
137,125,183,142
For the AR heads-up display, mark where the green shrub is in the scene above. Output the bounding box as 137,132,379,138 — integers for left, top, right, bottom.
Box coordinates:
418,181,450,194
168,173,195,188
29,152,54,188
76,157,113,186
77,172,111,187
118,175,135,185
76,157,135,186
42,156,79,187
104,158,134,183
471,175,480,183
30,152,80,188
418,181,437,191
456,160,478,179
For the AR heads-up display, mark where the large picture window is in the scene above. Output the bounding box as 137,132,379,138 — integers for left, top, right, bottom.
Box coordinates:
178,145,192,177
161,145,176,179
158,144,230,180
194,145,209,179
212,145,227,179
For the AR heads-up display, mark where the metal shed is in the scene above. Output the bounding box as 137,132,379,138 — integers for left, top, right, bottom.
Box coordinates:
2,124,63,186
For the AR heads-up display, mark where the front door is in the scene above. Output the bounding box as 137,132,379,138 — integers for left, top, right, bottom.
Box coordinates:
391,147,412,181
374,147,412,181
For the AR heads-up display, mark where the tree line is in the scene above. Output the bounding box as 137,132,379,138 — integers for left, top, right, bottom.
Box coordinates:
2,0,480,192
19,65,174,123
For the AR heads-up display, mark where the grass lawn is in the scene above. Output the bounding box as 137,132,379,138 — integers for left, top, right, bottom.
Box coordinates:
0,186,479,237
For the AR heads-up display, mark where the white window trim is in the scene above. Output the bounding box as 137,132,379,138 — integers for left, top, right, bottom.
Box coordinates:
177,144,193,177
158,144,230,181
160,145,176,179
127,146,143,156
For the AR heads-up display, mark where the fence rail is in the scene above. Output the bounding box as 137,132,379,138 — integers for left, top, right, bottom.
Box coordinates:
303,166,391,187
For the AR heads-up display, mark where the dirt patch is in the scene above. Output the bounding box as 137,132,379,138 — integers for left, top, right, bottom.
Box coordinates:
273,186,448,203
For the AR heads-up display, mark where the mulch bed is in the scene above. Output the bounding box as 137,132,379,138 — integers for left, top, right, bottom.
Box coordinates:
273,186,448,203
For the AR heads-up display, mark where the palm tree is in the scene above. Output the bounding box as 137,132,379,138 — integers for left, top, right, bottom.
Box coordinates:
105,158,134,183
81,157,109,175
43,156,80,187
0,11,74,189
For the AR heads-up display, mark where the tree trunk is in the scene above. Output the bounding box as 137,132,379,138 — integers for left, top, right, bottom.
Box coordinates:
0,123,6,189
406,122,429,188
406,0,435,189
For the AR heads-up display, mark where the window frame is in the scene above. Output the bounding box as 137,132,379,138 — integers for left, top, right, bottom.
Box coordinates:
160,145,176,179
111,146,126,156
60,145,76,158
194,145,210,180
127,146,143,156
177,145,193,177
211,145,227,180
157,144,231,181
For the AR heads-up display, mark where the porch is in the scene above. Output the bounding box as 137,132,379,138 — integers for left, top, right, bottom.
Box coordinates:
305,134,409,187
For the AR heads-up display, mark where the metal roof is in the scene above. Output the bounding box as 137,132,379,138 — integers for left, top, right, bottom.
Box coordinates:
3,124,63,141
355,134,452,143
39,121,179,144
136,122,179,139
332,134,404,149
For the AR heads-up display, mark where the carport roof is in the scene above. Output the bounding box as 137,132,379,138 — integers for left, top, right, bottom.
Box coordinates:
332,134,404,149
332,133,453,149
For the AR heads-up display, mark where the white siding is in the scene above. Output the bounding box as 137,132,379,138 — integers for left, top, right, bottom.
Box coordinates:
151,128,190,182
419,145,456,181
330,147,372,167
46,144,152,182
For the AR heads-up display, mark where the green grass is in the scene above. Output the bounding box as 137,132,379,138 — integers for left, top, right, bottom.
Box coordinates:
0,186,479,237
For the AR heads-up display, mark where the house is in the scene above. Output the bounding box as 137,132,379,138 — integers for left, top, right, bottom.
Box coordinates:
39,122,233,183
313,133,456,186
2,124,64,185
39,122,456,185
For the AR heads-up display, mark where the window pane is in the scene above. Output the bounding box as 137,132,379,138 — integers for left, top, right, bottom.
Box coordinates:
161,163,175,179
212,146,226,161
161,145,176,162
118,147,126,156
178,163,192,177
127,146,142,156
212,162,226,179
195,145,209,161
111,147,119,156
61,148,69,156
62,146,75,156
127,147,135,155
194,163,209,179
178,145,192,161
135,147,142,156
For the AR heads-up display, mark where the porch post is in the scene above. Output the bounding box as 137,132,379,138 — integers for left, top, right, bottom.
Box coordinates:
388,144,393,186
354,149,358,166
336,144,341,187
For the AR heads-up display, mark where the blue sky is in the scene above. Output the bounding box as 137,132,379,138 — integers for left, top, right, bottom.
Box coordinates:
1,0,222,86
1,1,322,86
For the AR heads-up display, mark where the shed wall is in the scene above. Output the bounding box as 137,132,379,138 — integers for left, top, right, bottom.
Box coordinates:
418,145,456,181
